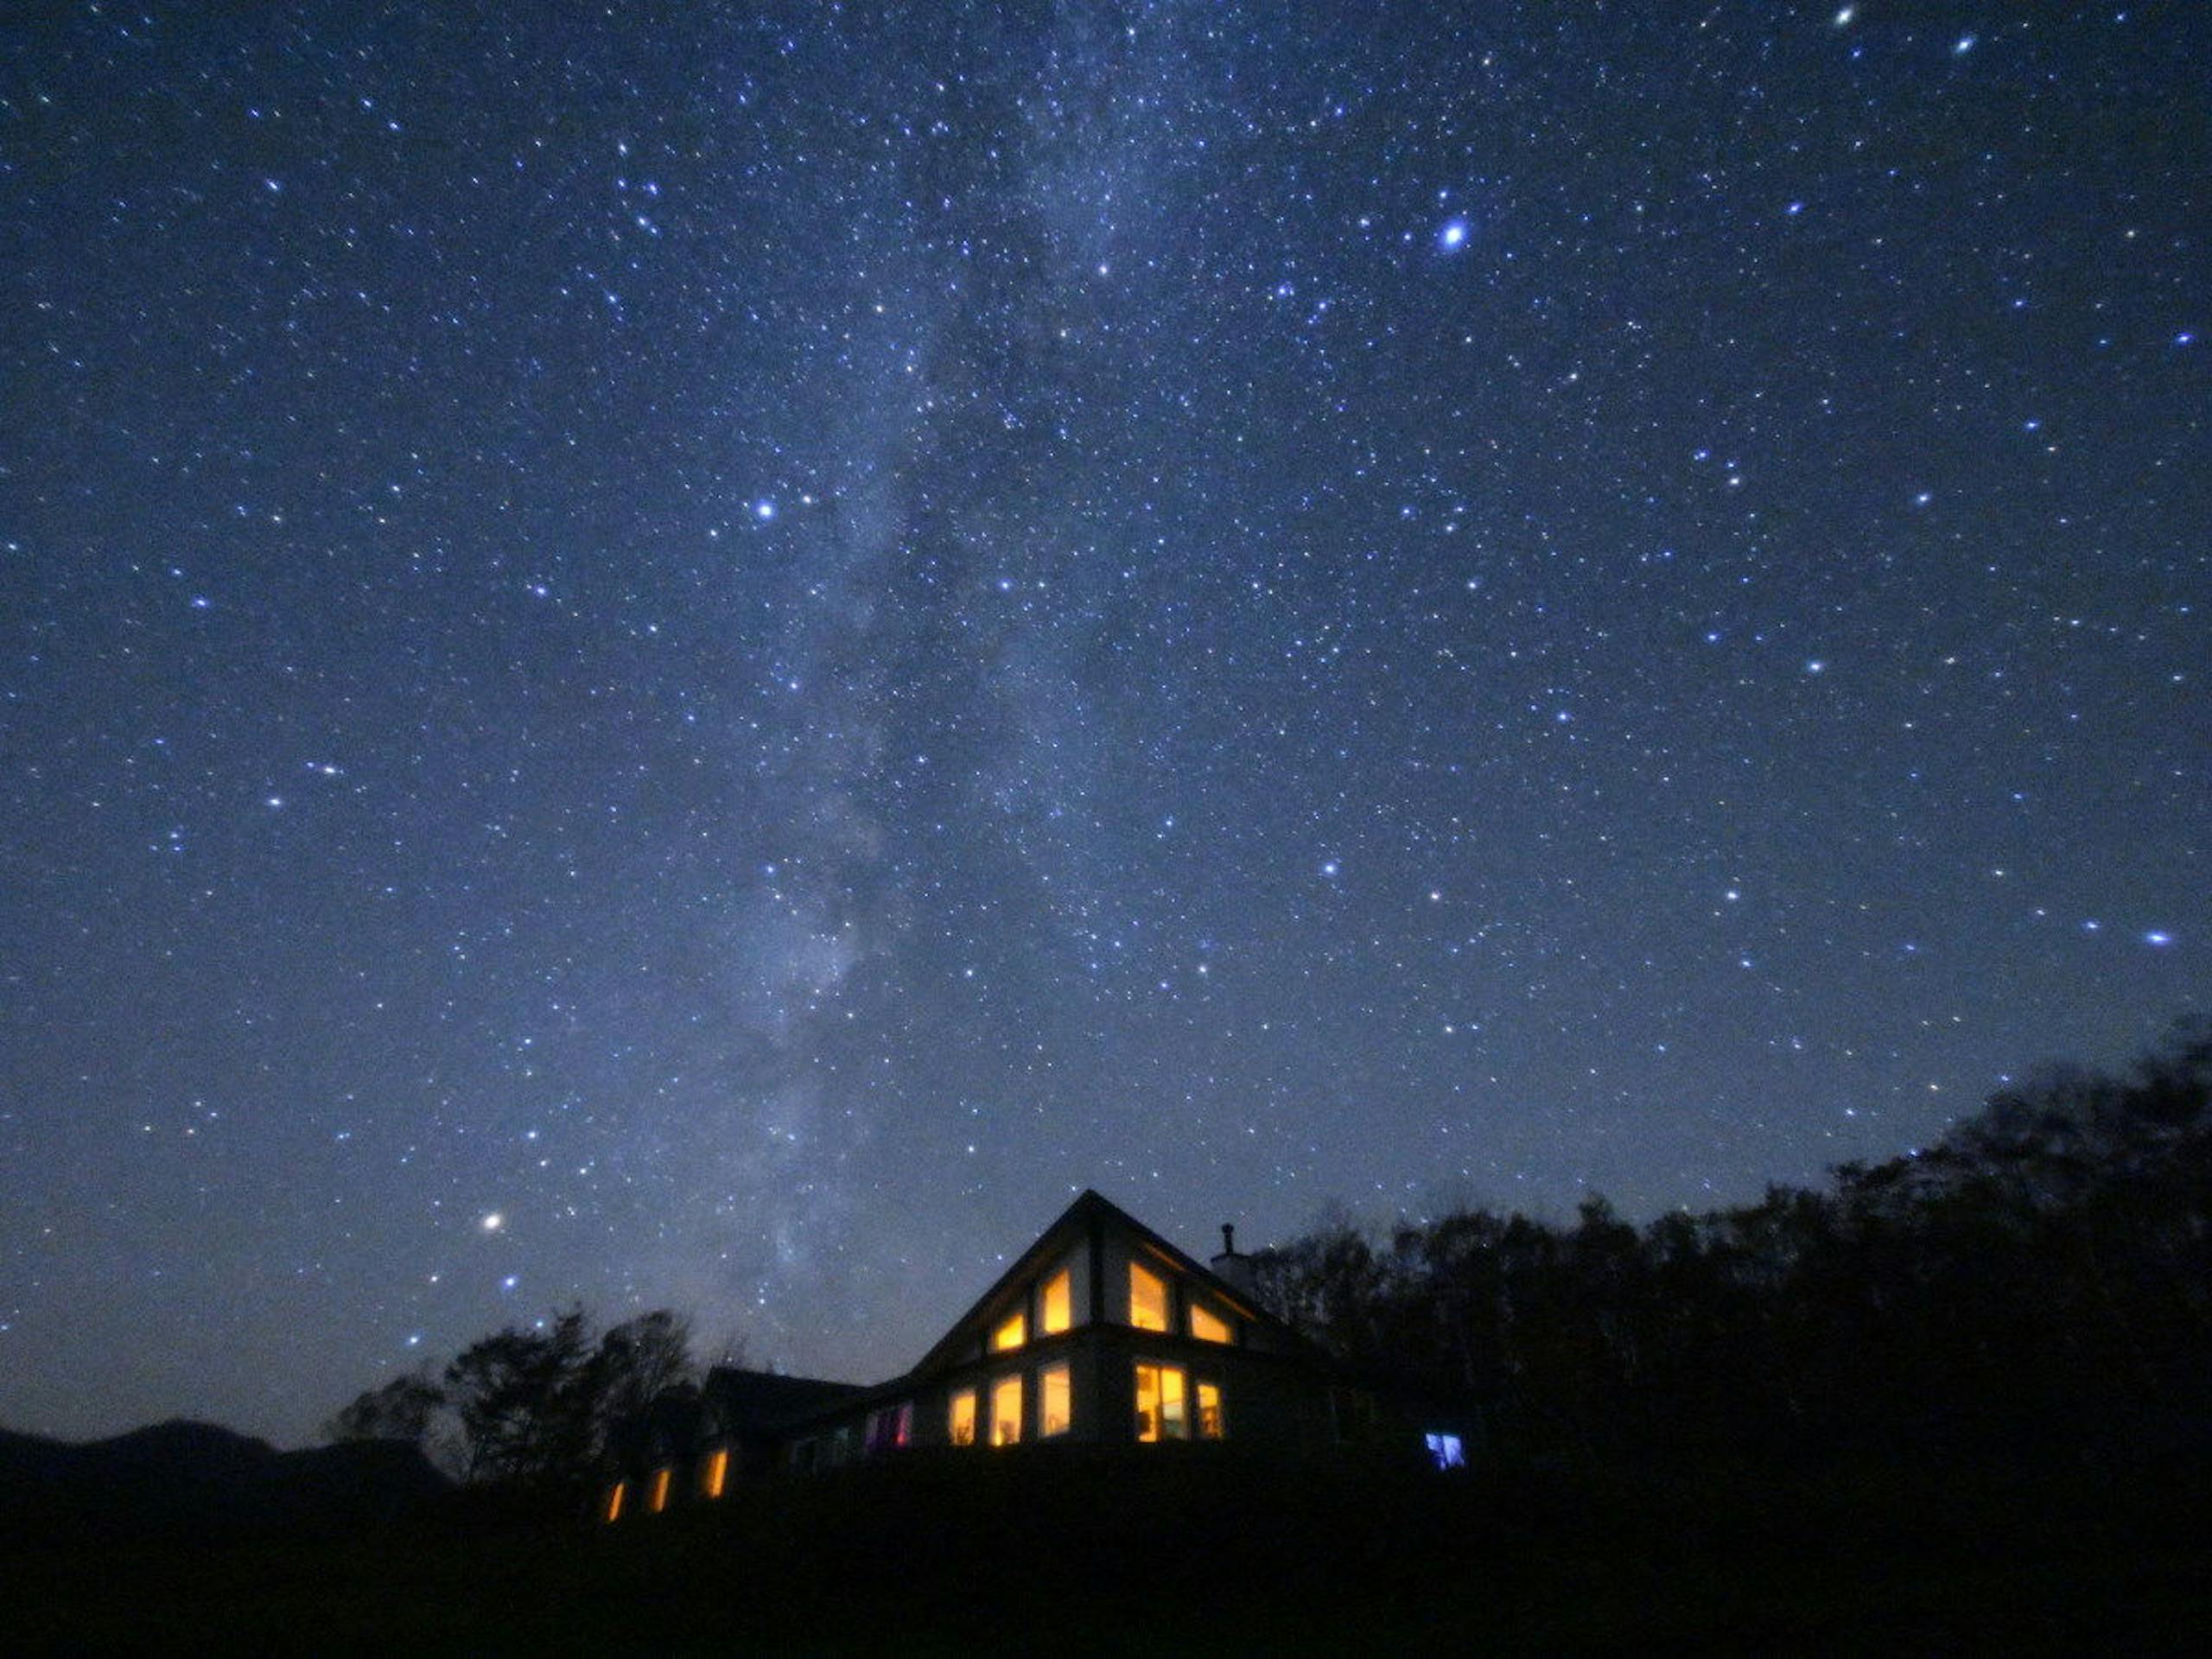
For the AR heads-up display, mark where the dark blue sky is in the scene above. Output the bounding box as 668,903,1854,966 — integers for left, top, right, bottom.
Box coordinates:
3,1,2203,1446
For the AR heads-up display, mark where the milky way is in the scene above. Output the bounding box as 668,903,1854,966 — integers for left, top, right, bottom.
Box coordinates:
3,3,2204,1443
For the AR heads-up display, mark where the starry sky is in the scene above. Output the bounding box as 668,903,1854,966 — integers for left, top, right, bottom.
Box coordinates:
3,2,2205,1446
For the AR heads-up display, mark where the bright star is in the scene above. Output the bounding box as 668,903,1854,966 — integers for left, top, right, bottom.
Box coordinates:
1439,219,1469,252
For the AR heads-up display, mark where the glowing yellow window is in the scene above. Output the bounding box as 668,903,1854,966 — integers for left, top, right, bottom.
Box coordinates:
605,1480,626,1523
1197,1382,1224,1440
649,1465,672,1514
991,1374,1024,1446
950,1389,977,1446
1189,1302,1231,1344
1040,1362,1071,1437
1040,1268,1072,1334
1129,1262,1169,1332
701,1446,729,1499
1135,1363,1187,1442
992,1309,1027,1351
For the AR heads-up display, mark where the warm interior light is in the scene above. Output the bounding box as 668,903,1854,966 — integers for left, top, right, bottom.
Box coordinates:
1129,1262,1169,1332
1197,1381,1224,1440
1188,1301,1231,1343
993,1309,1027,1351
950,1389,977,1446
1040,1267,1072,1334
1135,1363,1187,1441
605,1480,626,1522
1040,1361,1071,1436
991,1374,1024,1446
702,1446,728,1498
649,1466,671,1513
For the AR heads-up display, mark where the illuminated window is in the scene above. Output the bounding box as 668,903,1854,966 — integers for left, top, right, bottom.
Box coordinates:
1188,1301,1231,1344
1197,1382,1224,1440
1426,1432,1466,1471
1135,1363,1187,1442
649,1465,672,1514
950,1389,977,1447
993,1309,1027,1351
1040,1362,1071,1437
701,1447,729,1499
1040,1267,1072,1335
605,1480,626,1523
991,1374,1024,1446
1129,1262,1169,1332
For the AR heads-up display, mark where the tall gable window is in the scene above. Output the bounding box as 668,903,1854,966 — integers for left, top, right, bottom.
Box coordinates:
605,1480,627,1523
950,1388,977,1446
701,1447,729,1498
1135,1363,1187,1441
649,1466,672,1513
1188,1302,1231,1344
1129,1261,1170,1332
992,1309,1027,1351
1040,1362,1071,1436
1040,1267,1072,1334
990,1374,1024,1446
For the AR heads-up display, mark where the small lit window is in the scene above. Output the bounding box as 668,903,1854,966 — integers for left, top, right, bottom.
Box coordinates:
1197,1382,1224,1440
1135,1363,1187,1441
1129,1262,1169,1332
701,1447,729,1499
649,1465,672,1514
993,1309,1027,1351
1040,1362,1071,1437
1426,1432,1466,1471
991,1374,1024,1446
605,1480,626,1523
1188,1301,1231,1344
950,1389,977,1446
1040,1267,1072,1334
867,1402,913,1453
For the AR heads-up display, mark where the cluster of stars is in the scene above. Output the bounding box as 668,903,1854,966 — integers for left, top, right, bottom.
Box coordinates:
0,1,2201,1446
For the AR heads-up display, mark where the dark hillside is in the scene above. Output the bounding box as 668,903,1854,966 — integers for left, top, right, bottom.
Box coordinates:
2,1446,2208,1654
0,1420,448,1550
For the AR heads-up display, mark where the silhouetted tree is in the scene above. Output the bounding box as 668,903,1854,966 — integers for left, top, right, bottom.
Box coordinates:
322,1371,446,1446
1254,1022,2212,1471
588,1310,697,1451
438,1306,699,1487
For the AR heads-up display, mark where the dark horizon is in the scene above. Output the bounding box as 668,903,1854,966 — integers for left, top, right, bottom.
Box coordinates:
3,3,2203,1448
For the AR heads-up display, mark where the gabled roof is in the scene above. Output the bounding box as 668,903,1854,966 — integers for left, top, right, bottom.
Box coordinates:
700,1367,870,1433
902,1188,1291,1380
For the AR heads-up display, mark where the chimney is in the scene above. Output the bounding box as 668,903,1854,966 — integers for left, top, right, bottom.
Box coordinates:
1210,1222,1255,1296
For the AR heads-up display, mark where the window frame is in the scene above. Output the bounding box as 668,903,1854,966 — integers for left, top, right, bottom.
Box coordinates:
1039,1360,1072,1438
949,1387,978,1447
990,1373,1024,1446
1134,1360,1189,1442
1128,1260,1170,1332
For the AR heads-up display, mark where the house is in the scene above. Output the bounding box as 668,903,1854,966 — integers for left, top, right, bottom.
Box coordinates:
601,1189,1465,1522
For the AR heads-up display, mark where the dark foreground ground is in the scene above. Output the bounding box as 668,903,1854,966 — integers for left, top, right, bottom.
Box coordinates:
3,1446,2207,1656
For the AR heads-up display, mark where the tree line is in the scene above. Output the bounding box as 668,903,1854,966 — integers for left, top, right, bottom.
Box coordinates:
325,1309,700,1488
332,1024,2209,1484
1244,1023,2212,1470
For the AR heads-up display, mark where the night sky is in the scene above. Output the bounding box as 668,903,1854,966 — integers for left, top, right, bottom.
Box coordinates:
4,3,2205,1447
